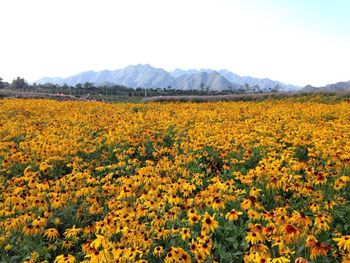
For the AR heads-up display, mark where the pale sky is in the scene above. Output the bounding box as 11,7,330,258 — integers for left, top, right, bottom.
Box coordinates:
0,0,349,86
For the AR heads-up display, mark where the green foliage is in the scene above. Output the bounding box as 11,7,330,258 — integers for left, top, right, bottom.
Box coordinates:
212,219,249,262
294,145,310,162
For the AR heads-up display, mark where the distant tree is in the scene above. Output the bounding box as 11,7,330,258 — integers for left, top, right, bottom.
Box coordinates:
32,83,38,93
0,77,4,89
83,82,94,89
245,83,251,92
12,77,28,90
238,87,246,93
74,83,82,95
200,82,205,92
61,84,70,95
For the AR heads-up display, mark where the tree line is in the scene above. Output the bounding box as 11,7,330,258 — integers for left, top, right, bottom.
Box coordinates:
0,77,278,99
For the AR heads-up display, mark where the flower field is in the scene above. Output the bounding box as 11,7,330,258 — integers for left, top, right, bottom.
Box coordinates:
0,99,350,263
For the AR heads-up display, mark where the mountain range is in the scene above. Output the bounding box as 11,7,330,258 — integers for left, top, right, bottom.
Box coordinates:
302,81,350,92
37,64,300,91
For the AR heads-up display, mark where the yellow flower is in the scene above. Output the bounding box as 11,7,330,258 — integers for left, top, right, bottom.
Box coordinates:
333,235,350,251
85,249,111,262
305,235,318,247
181,228,191,240
241,199,253,210
61,240,74,250
90,234,110,250
29,251,40,262
314,214,331,232
52,217,61,225
212,197,225,210
201,212,219,233
294,257,308,263
188,213,200,225
324,200,336,210
54,254,75,263
247,209,261,220
194,251,206,263
256,256,271,263
271,256,290,263
44,228,59,240
23,224,39,236
153,246,164,257
4,244,13,251
250,187,262,198
246,231,264,245
63,225,82,239
225,209,243,221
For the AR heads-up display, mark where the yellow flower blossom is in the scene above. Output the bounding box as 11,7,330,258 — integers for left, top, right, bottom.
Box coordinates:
44,228,60,241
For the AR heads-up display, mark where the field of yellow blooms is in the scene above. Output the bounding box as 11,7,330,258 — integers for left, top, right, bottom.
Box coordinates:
0,99,350,263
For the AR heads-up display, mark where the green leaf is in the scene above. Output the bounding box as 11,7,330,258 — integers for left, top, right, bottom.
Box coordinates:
225,237,237,243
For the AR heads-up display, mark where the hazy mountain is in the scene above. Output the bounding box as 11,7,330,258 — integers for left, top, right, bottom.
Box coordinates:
65,71,103,86
218,70,296,91
36,77,66,86
170,69,200,78
170,69,297,91
40,71,116,86
167,71,240,91
169,69,299,91
169,68,215,78
109,64,173,88
37,64,299,91
302,85,319,92
324,81,350,91
301,81,350,92
37,65,173,89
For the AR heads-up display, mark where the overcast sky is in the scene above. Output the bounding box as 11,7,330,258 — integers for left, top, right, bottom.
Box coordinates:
0,0,349,86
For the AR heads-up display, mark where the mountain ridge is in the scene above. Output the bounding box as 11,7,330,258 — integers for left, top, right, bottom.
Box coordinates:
301,81,350,92
37,64,299,91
